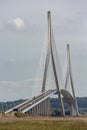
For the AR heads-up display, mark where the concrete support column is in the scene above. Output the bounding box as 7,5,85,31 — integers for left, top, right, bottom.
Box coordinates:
28,98,50,116
70,103,76,116
47,98,50,116
32,108,34,115
40,102,43,116
36,105,38,116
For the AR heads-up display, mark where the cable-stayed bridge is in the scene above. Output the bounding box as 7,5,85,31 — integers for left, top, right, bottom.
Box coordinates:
5,11,79,116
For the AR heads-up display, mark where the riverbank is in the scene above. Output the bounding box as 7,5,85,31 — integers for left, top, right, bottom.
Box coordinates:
0,116,87,130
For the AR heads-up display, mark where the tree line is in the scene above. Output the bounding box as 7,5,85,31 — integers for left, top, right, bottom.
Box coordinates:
0,97,87,115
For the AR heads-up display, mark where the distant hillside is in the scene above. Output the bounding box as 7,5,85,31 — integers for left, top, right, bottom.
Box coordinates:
0,99,26,112
0,97,87,115
50,97,87,115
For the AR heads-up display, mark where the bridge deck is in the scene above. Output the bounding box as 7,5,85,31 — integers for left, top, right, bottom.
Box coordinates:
5,89,57,114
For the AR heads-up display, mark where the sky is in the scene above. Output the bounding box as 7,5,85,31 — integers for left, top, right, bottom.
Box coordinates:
0,0,87,101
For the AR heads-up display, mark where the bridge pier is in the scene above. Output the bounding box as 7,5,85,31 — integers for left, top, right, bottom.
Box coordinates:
28,98,50,116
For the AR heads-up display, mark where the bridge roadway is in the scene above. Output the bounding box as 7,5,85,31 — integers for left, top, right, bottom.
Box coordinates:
5,89,57,114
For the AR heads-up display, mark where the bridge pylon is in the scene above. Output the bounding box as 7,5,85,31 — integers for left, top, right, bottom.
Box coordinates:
64,44,79,116
41,11,65,116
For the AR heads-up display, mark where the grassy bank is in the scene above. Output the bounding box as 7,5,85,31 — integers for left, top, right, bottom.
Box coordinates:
0,117,87,130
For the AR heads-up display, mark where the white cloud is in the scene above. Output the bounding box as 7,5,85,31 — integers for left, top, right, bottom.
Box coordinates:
8,17,25,31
